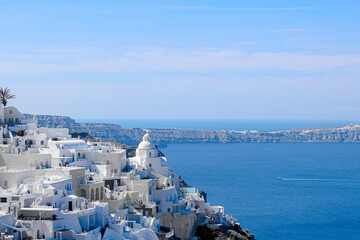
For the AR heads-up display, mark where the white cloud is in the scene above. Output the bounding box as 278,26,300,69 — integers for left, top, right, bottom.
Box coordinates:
0,49,360,74
5,75,359,119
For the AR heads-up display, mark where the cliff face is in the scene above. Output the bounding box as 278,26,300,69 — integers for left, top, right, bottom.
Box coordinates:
195,224,255,240
23,114,78,128
23,114,360,145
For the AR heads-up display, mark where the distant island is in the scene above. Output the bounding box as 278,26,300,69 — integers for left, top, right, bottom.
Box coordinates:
24,114,360,146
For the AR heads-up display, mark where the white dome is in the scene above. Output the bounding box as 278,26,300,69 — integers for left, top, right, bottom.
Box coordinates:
138,133,155,150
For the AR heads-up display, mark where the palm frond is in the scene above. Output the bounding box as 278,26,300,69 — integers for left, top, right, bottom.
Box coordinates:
0,87,16,106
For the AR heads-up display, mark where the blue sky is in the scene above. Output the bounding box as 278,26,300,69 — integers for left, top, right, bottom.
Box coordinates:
0,0,360,119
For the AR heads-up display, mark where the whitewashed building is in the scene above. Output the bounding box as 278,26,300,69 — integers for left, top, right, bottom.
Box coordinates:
0,103,227,240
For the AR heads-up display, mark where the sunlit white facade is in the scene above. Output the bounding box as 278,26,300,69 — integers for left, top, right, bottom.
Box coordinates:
0,104,230,240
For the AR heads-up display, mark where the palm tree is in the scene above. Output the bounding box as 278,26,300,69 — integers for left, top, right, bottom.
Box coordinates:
0,87,16,106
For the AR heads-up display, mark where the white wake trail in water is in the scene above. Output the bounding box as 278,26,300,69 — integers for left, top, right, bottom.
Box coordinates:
278,177,360,182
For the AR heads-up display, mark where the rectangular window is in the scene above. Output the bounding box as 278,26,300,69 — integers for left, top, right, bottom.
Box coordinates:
4,181,8,187
0,198,7,203
9,110,13,114
41,141,44,145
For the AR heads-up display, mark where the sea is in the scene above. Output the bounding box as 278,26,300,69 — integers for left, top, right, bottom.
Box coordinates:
77,119,360,240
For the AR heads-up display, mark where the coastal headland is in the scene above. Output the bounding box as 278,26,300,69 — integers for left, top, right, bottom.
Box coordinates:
25,114,360,146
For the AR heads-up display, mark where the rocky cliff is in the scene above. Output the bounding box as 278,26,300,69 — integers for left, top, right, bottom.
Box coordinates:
23,114,360,145
195,224,255,240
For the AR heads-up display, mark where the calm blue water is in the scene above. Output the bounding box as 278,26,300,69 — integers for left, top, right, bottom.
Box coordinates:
78,118,360,239
76,119,359,131
162,143,360,240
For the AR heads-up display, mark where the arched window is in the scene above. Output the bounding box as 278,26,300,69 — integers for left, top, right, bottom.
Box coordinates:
95,188,99,200
100,187,104,200
91,189,94,201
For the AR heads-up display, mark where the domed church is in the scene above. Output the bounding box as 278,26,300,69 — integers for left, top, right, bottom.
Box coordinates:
130,133,170,177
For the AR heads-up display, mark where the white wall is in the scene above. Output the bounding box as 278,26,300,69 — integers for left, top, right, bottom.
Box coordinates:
1,153,52,169
0,169,36,189
0,105,4,123
93,150,126,176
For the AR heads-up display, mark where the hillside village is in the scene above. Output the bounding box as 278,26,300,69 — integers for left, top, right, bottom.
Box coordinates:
0,92,253,240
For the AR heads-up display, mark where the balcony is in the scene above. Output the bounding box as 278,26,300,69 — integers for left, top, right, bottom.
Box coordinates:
156,226,174,240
